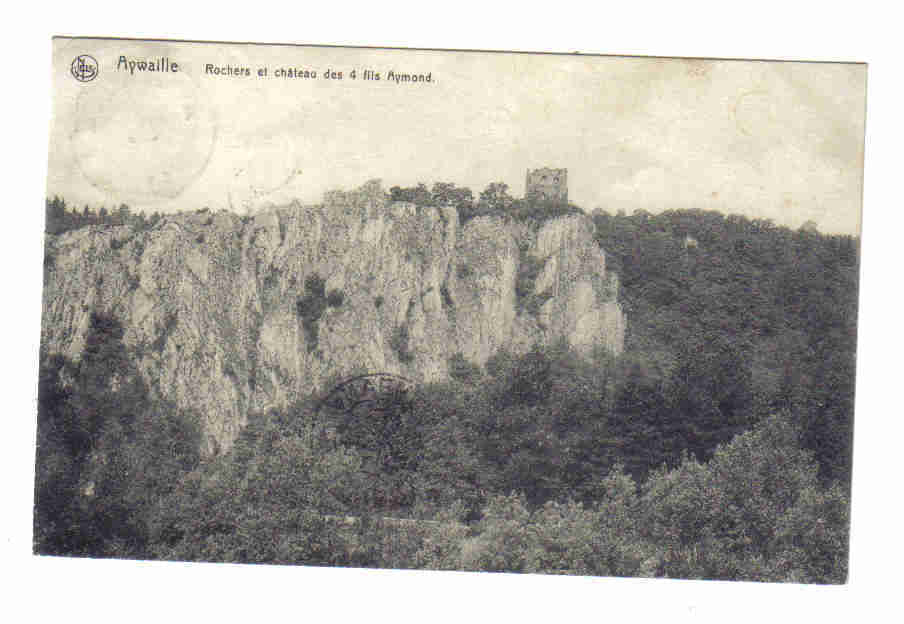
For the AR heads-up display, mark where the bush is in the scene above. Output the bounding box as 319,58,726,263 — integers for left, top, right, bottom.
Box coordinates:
296,273,329,352
151,312,178,353
461,493,533,572
462,487,646,577
512,198,584,223
637,414,848,582
304,273,326,299
448,353,481,384
326,289,345,308
440,284,454,309
515,251,546,313
390,324,414,363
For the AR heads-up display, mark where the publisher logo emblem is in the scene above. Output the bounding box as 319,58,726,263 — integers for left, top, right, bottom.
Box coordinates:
71,55,98,82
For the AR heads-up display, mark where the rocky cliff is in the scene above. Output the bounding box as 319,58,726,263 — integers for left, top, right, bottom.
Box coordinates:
40,183,625,455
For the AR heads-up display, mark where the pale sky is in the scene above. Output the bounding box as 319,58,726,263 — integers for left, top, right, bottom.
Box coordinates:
48,38,866,234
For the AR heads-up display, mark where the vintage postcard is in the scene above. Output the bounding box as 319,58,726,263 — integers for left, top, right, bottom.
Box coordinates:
37,37,865,583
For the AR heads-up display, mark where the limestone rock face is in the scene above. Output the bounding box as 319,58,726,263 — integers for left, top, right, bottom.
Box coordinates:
528,215,626,356
40,186,625,455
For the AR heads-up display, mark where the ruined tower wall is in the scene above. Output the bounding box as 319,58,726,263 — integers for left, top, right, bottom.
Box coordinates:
526,168,568,202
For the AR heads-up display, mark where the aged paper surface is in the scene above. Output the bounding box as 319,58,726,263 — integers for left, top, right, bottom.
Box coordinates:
50,39,864,232
37,37,865,587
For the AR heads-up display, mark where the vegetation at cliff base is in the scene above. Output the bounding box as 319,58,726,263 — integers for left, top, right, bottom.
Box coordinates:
34,313,200,557
592,208,858,485
36,196,858,583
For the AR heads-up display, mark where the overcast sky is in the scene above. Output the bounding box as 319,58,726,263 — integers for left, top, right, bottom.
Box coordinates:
48,38,866,234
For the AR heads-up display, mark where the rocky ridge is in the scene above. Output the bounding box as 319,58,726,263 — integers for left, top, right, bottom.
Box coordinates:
40,183,626,454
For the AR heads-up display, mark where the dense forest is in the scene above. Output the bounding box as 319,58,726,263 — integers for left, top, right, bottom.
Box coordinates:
35,186,858,583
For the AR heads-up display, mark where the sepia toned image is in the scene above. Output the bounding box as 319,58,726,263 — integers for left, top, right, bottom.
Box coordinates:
36,37,865,583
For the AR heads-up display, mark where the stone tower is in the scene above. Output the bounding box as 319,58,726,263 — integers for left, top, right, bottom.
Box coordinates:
526,167,568,202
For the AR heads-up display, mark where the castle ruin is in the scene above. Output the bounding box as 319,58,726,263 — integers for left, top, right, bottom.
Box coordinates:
526,167,568,202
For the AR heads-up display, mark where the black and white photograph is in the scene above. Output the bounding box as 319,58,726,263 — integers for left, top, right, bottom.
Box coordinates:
33,35,866,591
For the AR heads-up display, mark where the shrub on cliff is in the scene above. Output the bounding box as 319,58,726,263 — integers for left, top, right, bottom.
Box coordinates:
326,289,345,308
383,181,583,225
389,182,432,206
511,197,584,223
390,324,414,363
296,273,335,352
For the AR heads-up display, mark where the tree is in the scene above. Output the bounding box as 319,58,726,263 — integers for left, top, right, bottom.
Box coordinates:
638,414,849,582
462,493,533,572
431,182,472,208
34,312,201,558
45,196,67,234
665,336,755,461
431,182,475,221
478,182,514,214
463,476,648,577
389,183,432,206
116,203,132,226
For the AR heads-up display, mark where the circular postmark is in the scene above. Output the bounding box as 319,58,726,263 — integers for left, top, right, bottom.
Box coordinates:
71,55,99,82
317,373,414,418
316,373,417,488
71,64,217,204
225,87,304,210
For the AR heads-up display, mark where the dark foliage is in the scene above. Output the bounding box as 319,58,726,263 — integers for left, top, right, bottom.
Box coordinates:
326,289,345,308
593,208,858,484
390,324,414,363
511,197,583,223
389,182,432,206
439,283,454,309
448,353,481,384
45,196,159,235
34,312,200,558
36,200,857,582
136,350,848,582
384,182,582,226
388,182,476,223
296,273,330,352
514,250,549,315
151,312,178,354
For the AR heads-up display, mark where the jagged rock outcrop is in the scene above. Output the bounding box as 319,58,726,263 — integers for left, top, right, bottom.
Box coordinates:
40,183,625,455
